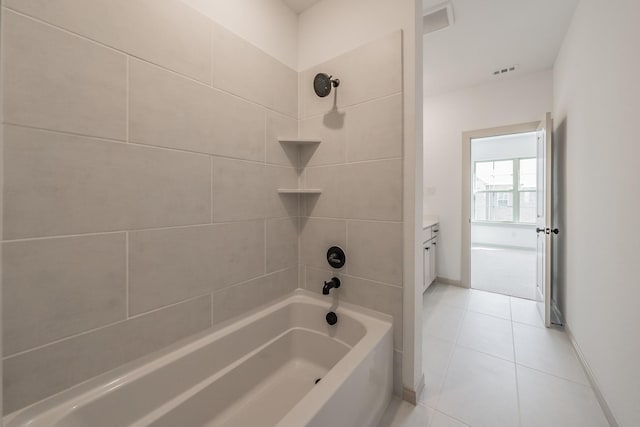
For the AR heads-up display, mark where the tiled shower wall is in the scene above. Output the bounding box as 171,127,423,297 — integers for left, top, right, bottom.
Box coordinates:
1,0,299,413
297,32,405,395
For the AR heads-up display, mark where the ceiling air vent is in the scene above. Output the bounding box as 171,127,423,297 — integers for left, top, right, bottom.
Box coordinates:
423,2,454,35
492,64,520,76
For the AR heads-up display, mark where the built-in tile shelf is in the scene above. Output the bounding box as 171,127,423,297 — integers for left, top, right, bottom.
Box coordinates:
277,137,322,146
277,189,322,194
277,136,322,195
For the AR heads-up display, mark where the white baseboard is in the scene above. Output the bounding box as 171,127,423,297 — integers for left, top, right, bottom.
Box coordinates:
402,374,425,405
564,323,618,427
436,276,467,288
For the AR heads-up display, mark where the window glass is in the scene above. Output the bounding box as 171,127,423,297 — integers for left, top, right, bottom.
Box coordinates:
519,158,537,190
475,160,513,191
473,157,536,223
519,192,536,223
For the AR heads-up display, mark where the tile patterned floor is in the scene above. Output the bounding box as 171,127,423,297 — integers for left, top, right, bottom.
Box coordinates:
378,283,609,427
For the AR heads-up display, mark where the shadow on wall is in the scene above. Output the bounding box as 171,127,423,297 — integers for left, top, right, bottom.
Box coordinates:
552,116,567,318
323,90,346,129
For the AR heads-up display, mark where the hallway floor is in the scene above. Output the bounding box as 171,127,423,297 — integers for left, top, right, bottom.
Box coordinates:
471,246,537,300
378,283,608,427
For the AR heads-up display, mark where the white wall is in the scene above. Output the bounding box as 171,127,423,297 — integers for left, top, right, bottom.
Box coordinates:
424,70,553,281
471,224,535,249
472,132,537,161
298,0,413,71
553,1,640,425
180,0,298,70
299,0,424,400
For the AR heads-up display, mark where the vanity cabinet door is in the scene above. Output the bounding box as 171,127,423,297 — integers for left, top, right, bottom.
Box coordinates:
423,245,432,292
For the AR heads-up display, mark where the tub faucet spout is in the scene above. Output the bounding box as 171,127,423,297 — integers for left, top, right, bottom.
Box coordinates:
322,277,341,295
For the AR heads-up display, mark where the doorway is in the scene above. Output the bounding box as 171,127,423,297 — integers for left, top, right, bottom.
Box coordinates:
460,122,541,299
470,131,538,300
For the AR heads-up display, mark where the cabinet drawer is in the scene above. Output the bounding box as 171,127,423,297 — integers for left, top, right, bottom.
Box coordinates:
422,226,432,243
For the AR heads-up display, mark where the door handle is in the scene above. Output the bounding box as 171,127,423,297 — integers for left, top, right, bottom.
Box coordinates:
536,227,545,233
550,228,559,235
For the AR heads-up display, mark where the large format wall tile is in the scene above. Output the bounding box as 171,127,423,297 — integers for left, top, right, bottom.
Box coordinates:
3,233,126,355
5,0,211,83
346,94,402,162
3,11,126,140
128,226,216,315
129,60,265,161
347,220,403,286
299,113,347,167
338,31,402,108
212,24,297,117
266,111,298,167
299,31,402,119
265,165,300,218
300,218,346,270
212,221,266,288
266,217,298,273
212,158,265,222
304,164,348,218
344,159,402,221
305,267,402,351
3,126,211,239
3,295,211,414
212,268,297,325
305,159,402,221
128,222,265,314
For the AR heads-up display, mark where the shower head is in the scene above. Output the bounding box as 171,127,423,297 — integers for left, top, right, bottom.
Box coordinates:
313,73,340,97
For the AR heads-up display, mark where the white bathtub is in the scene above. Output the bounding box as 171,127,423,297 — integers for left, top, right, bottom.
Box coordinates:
5,290,393,427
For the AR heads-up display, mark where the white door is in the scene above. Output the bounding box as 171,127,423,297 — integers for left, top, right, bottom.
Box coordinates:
535,113,553,327
431,240,437,284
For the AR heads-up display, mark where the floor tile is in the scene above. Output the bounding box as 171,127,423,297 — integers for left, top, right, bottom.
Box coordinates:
377,398,432,427
517,365,608,427
423,304,465,342
467,289,512,320
424,283,471,310
513,322,588,385
510,297,545,328
420,335,456,407
437,347,519,427
457,311,514,361
429,410,469,427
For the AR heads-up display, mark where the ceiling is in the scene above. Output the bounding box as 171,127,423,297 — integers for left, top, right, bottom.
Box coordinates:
423,0,580,96
282,0,322,14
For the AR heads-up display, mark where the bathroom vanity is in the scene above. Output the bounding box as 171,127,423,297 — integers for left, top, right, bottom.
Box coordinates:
423,216,440,292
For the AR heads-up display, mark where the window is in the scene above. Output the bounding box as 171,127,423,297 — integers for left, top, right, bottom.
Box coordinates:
473,158,536,223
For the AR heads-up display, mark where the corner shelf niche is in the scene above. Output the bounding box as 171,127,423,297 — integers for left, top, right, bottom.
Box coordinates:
277,137,322,146
277,136,322,195
277,189,322,194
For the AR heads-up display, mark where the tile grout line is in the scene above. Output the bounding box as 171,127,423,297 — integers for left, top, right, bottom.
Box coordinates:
4,122,301,165
299,90,403,121
210,156,214,224
210,293,214,327
432,297,469,411
3,6,298,121
263,219,267,275
510,298,524,427
3,293,210,360
125,231,130,319
125,55,130,143
2,217,298,244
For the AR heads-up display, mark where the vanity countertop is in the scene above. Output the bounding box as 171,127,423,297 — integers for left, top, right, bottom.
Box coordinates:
423,215,439,229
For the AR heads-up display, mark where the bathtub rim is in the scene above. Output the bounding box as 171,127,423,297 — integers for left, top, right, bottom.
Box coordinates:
4,289,393,426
